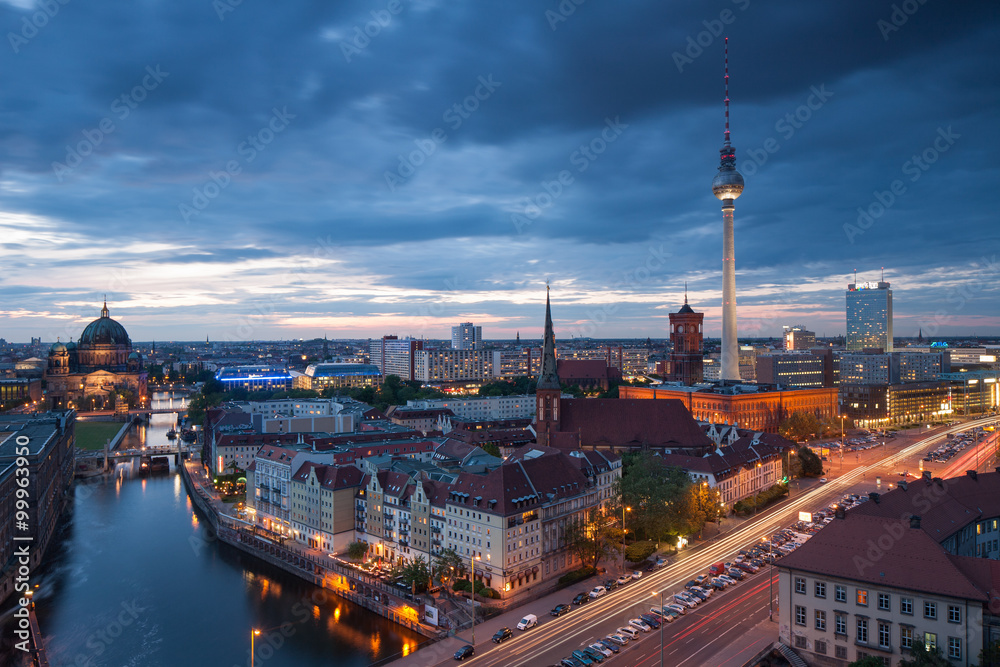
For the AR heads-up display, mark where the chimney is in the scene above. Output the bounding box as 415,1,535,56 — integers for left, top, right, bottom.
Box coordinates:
835,506,846,519
910,515,921,529
898,480,908,491
869,492,880,504
966,470,977,481
922,470,932,481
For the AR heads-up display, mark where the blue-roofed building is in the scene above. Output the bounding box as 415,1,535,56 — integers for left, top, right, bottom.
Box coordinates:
294,363,381,392
215,365,292,392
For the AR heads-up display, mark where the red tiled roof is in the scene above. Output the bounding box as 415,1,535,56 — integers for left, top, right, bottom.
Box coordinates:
558,398,712,450
849,472,1000,542
778,513,988,601
557,359,611,380
292,461,364,490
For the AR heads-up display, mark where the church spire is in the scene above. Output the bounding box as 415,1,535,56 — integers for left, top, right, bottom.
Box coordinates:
537,285,560,390
101,296,109,319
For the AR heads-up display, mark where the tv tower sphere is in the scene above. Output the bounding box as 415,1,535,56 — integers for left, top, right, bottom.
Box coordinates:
712,167,744,201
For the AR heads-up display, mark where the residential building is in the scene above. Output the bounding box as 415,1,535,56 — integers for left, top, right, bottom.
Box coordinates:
289,462,364,553
846,280,893,352
659,432,789,507
778,471,1000,666
369,336,423,381
414,348,493,384
405,395,537,421
491,347,543,379
839,352,892,385
451,323,482,350
247,445,303,539
784,326,816,351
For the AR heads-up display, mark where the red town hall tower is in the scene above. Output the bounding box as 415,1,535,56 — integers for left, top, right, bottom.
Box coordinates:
668,289,704,386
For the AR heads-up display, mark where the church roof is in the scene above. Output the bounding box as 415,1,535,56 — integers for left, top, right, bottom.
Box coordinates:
558,398,713,450
79,302,131,346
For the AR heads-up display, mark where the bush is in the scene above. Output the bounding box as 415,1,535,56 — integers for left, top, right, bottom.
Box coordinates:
558,566,597,585
453,578,471,592
625,540,656,563
733,484,789,516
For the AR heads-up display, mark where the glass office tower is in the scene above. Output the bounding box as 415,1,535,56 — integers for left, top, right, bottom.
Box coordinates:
846,281,893,352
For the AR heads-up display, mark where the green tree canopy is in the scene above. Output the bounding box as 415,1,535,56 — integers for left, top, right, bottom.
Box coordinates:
617,452,693,541
897,640,952,666
796,446,824,477
564,507,617,570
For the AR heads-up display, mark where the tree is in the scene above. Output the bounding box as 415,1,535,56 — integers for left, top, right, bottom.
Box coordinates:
978,639,1000,667
796,446,824,477
478,377,536,397
779,411,823,441
345,541,368,561
848,657,886,667
564,507,616,570
686,482,724,535
617,452,693,542
898,640,951,666
481,443,502,458
433,548,465,582
398,556,431,594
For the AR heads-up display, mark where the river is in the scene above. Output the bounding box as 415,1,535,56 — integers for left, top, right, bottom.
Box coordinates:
0,391,422,666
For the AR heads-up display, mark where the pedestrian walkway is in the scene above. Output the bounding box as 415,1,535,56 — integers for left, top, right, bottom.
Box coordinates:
707,617,778,666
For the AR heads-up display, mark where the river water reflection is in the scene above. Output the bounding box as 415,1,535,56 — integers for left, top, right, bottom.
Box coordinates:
0,392,421,666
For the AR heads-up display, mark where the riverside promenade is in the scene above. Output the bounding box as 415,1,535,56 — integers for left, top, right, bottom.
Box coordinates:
179,461,441,642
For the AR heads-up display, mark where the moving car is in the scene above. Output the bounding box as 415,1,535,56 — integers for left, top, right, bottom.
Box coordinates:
492,627,513,644
454,645,475,661
517,614,538,630
551,603,571,617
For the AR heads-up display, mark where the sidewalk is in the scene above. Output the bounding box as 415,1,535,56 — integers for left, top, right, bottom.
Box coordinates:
710,617,779,667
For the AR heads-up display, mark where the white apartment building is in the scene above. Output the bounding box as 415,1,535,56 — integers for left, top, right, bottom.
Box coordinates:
415,348,493,383
405,394,537,421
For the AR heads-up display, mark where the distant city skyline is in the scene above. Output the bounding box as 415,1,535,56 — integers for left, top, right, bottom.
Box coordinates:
1,2,997,342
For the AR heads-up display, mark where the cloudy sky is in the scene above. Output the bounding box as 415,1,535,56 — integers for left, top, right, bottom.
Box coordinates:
1,0,998,343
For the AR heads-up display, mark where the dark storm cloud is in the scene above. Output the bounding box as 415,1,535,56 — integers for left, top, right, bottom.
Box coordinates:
0,0,997,339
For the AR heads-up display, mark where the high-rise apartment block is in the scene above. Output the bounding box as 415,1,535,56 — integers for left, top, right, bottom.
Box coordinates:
451,322,482,350
369,336,423,381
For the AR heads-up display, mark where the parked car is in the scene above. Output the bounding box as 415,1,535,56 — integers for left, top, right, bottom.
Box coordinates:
589,586,606,599
560,658,584,667
598,638,621,653
492,627,513,644
686,589,709,602
616,575,631,586
690,585,713,598
454,645,475,661
709,578,727,591
639,613,662,628
572,593,590,606
629,618,652,633
664,603,687,616
616,626,640,639
719,573,739,585
684,580,700,590
673,593,698,608
604,579,619,591
656,558,667,568
632,570,643,579
726,569,745,580
517,614,538,630
606,633,629,646
819,477,828,483
694,573,708,584
581,647,607,662
571,650,596,665
551,603,571,617
589,643,614,658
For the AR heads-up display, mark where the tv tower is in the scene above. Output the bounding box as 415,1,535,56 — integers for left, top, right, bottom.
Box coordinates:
711,37,744,382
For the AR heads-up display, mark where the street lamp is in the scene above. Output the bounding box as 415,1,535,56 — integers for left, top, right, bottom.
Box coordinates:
621,506,632,573
764,536,774,620
470,553,480,646
251,629,261,667
651,590,664,667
